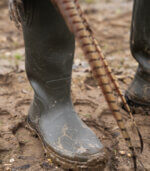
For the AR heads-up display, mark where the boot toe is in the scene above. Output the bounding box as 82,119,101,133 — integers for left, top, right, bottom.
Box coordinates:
37,106,107,163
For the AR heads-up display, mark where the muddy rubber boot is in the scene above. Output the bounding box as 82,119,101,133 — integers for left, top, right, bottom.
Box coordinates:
11,0,108,170
125,0,150,113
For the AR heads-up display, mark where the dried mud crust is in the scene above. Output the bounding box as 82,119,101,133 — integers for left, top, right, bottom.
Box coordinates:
27,118,109,171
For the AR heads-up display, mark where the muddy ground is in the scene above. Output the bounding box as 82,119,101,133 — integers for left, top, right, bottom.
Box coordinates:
0,0,150,170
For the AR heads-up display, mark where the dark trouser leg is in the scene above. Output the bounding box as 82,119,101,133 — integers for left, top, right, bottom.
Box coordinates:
125,0,150,107
9,0,108,169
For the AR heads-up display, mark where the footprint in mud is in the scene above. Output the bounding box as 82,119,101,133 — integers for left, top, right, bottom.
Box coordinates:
15,127,44,158
12,126,62,171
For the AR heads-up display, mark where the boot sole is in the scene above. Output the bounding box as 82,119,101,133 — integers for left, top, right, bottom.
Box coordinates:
123,95,150,115
26,118,108,171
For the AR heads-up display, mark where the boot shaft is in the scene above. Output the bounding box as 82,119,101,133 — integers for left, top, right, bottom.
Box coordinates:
21,0,75,100
131,0,150,73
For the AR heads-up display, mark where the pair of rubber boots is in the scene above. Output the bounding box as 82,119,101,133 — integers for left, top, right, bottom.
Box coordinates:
10,0,150,170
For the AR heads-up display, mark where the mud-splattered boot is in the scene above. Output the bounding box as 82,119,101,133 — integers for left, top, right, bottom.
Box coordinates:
125,0,150,114
9,0,108,170
125,67,150,113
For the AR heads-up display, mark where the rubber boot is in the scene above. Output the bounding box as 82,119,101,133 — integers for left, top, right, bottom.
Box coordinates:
125,0,150,112
12,0,108,169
